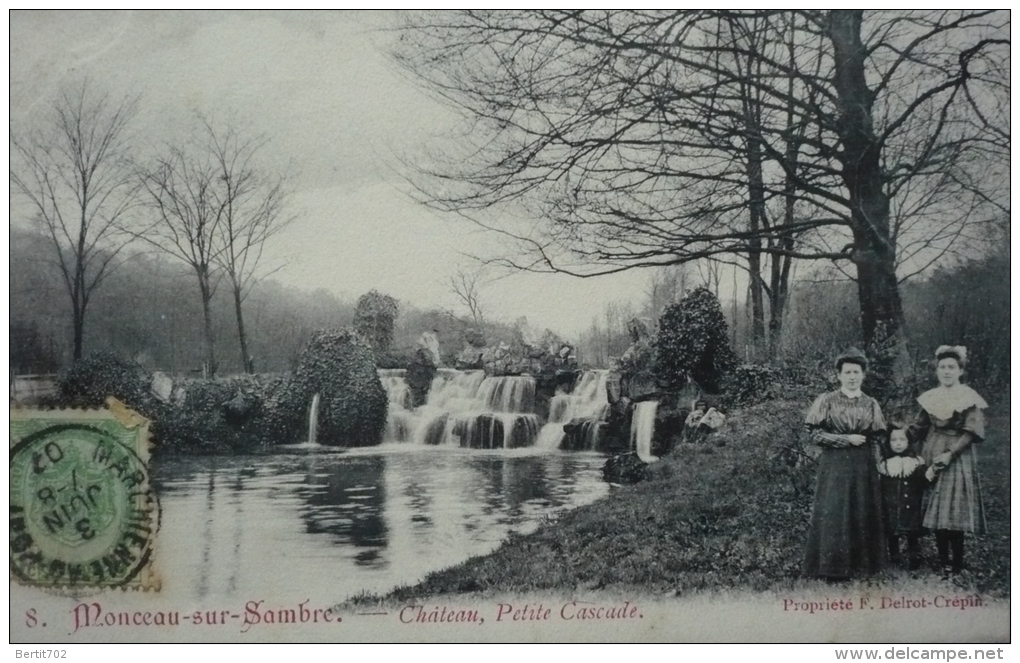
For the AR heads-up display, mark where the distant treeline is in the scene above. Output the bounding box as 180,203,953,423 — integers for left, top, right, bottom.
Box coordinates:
10,228,524,375
11,227,1008,393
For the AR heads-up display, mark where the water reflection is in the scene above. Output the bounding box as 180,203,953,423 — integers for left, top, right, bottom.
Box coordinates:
293,455,388,566
152,448,607,602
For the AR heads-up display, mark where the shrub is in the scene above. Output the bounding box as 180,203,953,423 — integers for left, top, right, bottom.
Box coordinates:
723,364,781,407
655,287,737,392
290,329,388,447
57,352,154,412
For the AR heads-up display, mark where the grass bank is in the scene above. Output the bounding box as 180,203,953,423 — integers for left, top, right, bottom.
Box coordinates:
351,399,1010,605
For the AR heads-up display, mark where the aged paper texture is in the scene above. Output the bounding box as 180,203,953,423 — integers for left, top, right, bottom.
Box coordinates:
9,10,1009,645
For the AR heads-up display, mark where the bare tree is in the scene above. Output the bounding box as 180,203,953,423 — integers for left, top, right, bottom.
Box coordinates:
138,143,227,377
10,82,139,361
448,267,486,327
395,10,1009,392
203,120,291,374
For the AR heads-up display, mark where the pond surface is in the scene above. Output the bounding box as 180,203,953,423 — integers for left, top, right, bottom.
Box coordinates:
151,446,608,603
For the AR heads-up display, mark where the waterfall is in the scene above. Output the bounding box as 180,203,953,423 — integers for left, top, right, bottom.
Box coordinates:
630,401,658,462
536,370,610,450
375,367,620,451
380,369,414,442
307,393,321,446
475,376,535,413
376,370,540,448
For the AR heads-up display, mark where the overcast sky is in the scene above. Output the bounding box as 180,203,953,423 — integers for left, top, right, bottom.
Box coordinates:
10,10,653,337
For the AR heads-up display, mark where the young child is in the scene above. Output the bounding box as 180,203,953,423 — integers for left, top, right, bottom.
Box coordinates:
877,424,929,569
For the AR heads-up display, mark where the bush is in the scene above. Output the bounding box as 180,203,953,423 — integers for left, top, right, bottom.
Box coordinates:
290,329,388,447
655,287,737,392
723,364,781,407
57,352,154,411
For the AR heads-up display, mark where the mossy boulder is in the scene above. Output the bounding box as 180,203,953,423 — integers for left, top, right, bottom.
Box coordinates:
152,374,294,454
406,346,438,408
57,352,155,412
56,354,294,454
602,452,650,484
290,329,388,447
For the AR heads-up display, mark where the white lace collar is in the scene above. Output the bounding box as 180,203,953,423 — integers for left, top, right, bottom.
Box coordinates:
884,456,923,478
917,384,988,421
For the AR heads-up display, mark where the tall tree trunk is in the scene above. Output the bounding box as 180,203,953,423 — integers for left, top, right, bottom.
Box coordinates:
198,274,217,378
767,246,792,360
739,25,767,360
828,10,911,399
71,304,84,361
232,283,253,374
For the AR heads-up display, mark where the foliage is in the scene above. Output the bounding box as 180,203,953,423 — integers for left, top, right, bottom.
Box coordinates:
655,287,737,392
290,329,388,447
902,250,1010,395
723,365,782,407
354,290,400,354
57,352,154,411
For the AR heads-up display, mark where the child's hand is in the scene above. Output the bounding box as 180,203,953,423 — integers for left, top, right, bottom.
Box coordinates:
876,461,887,476
925,466,938,482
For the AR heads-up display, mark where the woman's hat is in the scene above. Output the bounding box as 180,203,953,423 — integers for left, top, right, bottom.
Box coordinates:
834,347,868,371
935,345,967,367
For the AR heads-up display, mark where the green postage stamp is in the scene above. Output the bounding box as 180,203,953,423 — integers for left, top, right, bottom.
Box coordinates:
9,401,160,590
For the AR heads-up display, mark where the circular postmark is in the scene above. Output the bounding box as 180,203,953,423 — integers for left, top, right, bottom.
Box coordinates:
10,422,156,588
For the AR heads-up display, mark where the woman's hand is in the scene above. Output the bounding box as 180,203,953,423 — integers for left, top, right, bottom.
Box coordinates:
933,451,953,469
846,434,867,446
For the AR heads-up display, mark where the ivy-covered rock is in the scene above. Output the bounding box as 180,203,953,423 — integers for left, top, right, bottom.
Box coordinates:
290,329,388,447
655,287,737,392
57,351,155,412
56,353,300,454
152,374,294,454
602,452,650,484
354,290,399,354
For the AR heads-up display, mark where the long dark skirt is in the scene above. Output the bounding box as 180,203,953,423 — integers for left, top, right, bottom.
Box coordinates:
803,446,885,578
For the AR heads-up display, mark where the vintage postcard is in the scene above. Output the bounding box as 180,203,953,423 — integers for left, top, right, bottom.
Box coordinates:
9,11,1009,645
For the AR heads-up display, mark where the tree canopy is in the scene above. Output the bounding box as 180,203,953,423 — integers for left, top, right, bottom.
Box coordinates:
395,10,1009,390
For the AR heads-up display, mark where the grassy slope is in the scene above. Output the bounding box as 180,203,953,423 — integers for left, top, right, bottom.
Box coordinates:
353,399,1010,604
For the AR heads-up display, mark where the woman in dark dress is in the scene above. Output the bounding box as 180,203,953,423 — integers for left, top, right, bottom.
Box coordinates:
802,348,887,579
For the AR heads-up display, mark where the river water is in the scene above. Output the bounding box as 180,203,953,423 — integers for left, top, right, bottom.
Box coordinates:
151,445,608,604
